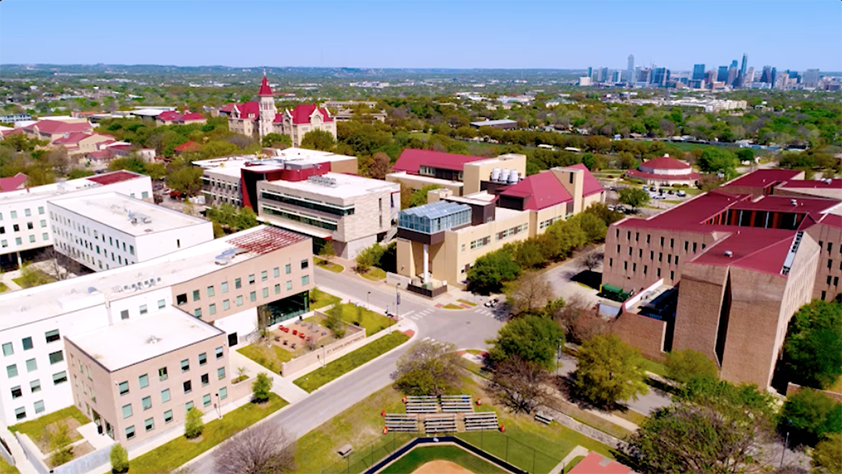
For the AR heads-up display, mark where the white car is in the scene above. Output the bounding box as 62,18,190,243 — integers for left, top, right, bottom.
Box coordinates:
677,190,687,197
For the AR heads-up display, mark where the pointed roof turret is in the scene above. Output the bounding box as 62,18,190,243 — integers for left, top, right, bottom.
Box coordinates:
258,73,273,97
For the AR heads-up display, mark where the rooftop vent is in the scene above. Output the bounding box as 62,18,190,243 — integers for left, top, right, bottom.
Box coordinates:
790,199,797,206
724,250,733,257
146,336,161,345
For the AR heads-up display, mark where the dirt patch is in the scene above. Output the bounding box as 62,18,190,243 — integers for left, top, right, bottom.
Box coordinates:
34,418,83,453
412,460,473,474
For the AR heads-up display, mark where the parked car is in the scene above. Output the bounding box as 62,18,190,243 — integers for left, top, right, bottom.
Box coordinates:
677,190,687,197
668,189,675,195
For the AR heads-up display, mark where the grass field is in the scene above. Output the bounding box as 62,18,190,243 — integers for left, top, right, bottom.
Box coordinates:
0,457,17,474
380,445,508,474
564,455,586,472
333,303,394,336
0,282,7,293
310,288,341,310
443,304,463,310
315,257,344,273
294,331,410,392
12,269,55,289
237,343,294,374
9,405,89,440
128,394,287,474
360,267,387,281
640,358,668,378
457,299,477,306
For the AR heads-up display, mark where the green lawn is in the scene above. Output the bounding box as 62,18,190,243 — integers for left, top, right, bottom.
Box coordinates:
0,457,18,474
310,287,341,310
564,455,586,472
12,269,55,289
127,394,287,474
360,267,386,281
380,445,508,474
0,282,7,293
443,303,463,310
237,343,294,374
640,358,668,377
294,331,410,392
458,299,477,306
315,257,344,273
333,303,394,336
8,405,89,439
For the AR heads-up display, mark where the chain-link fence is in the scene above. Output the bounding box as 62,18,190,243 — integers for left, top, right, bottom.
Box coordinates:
321,430,561,474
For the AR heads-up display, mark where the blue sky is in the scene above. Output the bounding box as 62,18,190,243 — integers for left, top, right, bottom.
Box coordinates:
1,1,839,71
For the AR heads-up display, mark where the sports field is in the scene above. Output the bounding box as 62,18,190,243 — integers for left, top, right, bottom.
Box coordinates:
379,445,509,474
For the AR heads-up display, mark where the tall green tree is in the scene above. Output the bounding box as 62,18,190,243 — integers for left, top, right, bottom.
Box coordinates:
697,148,738,174
665,349,719,385
812,433,842,474
300,129,336,151
393,339,460,396
573,334,649,407
252,372,273,403
488,315,564,370
618,187,650,210
467,250,521,294
779,388,842,447
110,443,129,473
782,300,842,390
262,132,291,148
184,407,204,439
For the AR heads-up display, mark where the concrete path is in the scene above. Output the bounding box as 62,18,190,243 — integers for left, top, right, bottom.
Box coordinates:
554,446,589,474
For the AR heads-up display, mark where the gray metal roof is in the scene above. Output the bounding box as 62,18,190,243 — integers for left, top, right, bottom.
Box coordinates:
400,200,471,219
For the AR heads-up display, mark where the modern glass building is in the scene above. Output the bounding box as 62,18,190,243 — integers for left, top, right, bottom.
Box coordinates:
398,201,471,235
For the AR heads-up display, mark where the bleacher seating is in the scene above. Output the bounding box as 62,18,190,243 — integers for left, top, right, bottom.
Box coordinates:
424,414,457,433
440,394,473,413
385,414,418,432
405,396,438,414
463,412,499,431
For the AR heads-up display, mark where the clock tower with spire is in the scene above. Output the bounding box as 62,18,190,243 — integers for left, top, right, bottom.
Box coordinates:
257,71,276,140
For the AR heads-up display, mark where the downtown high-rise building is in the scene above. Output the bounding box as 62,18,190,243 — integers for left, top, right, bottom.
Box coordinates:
692,64,706,81
760,65,774,83
651,67,670,86
803,69,820,88
627,54,635,83
717,66,729,83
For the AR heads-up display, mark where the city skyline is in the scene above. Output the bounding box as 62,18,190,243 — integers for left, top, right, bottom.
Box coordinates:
0,1,839,71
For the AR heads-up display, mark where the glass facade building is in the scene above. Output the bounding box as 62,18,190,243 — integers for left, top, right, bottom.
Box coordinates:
398,201,471,235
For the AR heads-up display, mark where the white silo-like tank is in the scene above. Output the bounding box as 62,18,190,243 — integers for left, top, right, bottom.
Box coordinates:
499,168,510,183
508,170,519,184
491,167,501,182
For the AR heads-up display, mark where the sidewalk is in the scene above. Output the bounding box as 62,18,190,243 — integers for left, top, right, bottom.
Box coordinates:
229,351,309,404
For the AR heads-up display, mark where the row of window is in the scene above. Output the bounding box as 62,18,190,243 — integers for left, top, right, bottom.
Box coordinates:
262,205,339,231
175,262,307,305
0,219,47,235
539,216,563,230
0,233,49,248
122,368,226,420
2,330,61,361
123,387,227,441
260,191,355,217
51,211,137,256
0,207,45,221
469,236,491,250
13,399,46,421
12,374,64,420
617,245,684,266
117,347,224,397
608,257,676,281
818,240,841,255
496,224,528,241
190,278,309,319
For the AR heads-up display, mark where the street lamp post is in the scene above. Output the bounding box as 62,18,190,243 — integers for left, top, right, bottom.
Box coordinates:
780,420,791,469
556,337,563,377
394,283,401,332
367,291,371,310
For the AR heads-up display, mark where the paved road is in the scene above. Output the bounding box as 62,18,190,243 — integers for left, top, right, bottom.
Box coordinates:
542,244,605,305
191,269,505,473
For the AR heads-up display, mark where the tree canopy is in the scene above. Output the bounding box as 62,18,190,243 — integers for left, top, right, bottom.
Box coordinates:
573,334,649,407
665,349,719,385
393,339,460,396
618,187,650,210
300,129,336,151
781,299,842,390
488,315,563,370
779,388,842,447
467,250,521,294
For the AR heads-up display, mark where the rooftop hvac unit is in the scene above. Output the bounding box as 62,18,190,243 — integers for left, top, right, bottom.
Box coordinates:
491,167,501,182
499,168,510,183
508,170,519,184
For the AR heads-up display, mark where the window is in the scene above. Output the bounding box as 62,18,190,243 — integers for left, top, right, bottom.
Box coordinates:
120,309,129,320
42,233,48,241
119,381,129,396
142,396,151,410
1,343,12,357
161,389,171,403
274,284,280,294
219,387,228,400
185,401,193,412
25,359,36,372
176,294,187,305
221,281,228,293
192,290,200,302
201,373,209,386
6,365,17,378
286,281,292,290
159,367,168,381
49,350,64,365
273,267,280,278
209,304,216,316
130,245,135,255
139,374,149,388
301,275,310,286
183,380,192,394
158,299,166,309
21,337,32,351
144,417,154,432
223,300,230,311
38,206,44,215
198,354,208,367
236,296,243,306
249,291,256,302
248,274,255,285
24,209,30,217
14,407,25,421
217,367,225,380
34,400,44,414
10,386,22,399
261,270,267,281
194,308,202,318
215,346,224,359
45,329,60,343
181,359,190,372
164,410,173,424
30,380,40,393
122,404,133,418
139,305,148,315
207,285,215,297
234,278,241,289
301,259,309,269
203,394,211,407
285,264,291,274
125,426,135,440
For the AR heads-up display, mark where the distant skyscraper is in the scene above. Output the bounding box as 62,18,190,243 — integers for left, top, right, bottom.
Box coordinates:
612,70,621,83
651,67,670,87
803,69,820,88
730,59,738,69
600,67,609,83
588,67,593,80
745,67,754,84
760,65,774,83
637,67,651,84
740,54,748,76
692,64,706,81
627,55,635,82
771,67,777,86
717,66,729,83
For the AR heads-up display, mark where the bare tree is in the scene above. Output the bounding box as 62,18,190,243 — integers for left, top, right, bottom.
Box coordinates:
505,271,554,315
39,247,82,281
550,294,606,344
582,252,604,272
368,152,391,179
213,423,296,474
393,339,460,396
490,356,549,413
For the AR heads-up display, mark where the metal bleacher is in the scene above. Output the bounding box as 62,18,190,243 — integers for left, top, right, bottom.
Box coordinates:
405,396,438,414
385,414,418,432
440,395,473,413
424,414,457,433
463,412,499,431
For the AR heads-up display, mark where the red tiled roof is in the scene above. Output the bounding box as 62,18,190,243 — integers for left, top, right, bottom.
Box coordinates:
500,171,572,210
392,149,487,173
566,163,605,197
779,179,842,189
258,75,273,97
86,171,143,185
88,150,113,161
24,120,92,135
285,104,332,124
1,129,23,137
233,102,260,119
220,103,236,113
568,452,636,474
818,213,842,229
157,111,181,122
639,155,692,171
53,132,90,145
0,173,27,193
626,169,700,181
181,112,205,121
689,228,797,276
174,141,200,152
722,169,802,189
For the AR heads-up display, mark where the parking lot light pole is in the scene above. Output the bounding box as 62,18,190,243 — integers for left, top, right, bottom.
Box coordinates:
367,291,371,309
